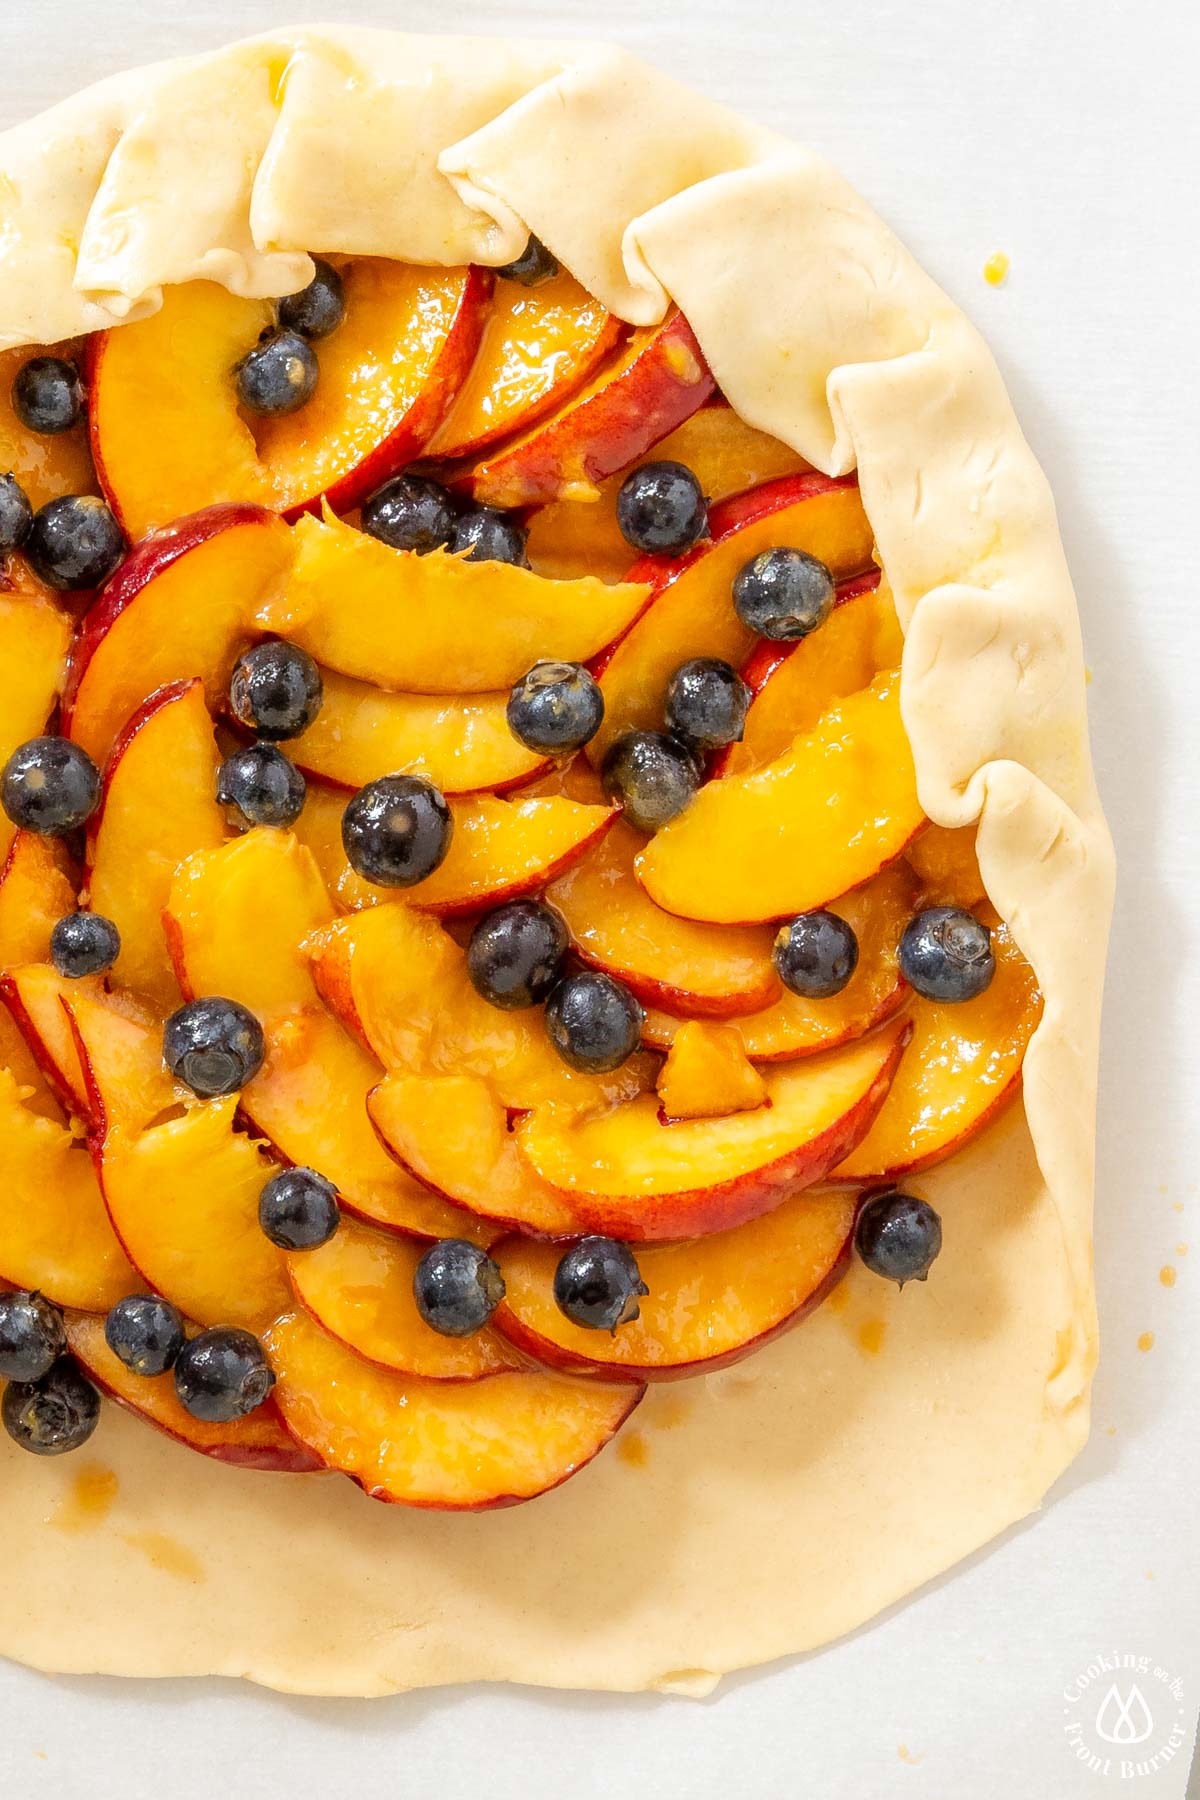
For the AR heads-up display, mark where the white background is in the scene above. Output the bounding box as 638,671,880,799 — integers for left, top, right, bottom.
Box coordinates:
1,1,1198,1795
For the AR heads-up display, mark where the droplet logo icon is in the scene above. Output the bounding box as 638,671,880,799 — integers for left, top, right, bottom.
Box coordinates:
1094,1682,1154,1746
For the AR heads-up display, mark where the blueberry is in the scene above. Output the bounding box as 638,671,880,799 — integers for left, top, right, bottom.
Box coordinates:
26,494,125,590
229,641,322,740
616,461,707,556
173,1326,274,1422
50,911,121,979
467,899,568,1010
898,907,995,1003
545,970,642,1073
361,474,456,554
258,1166,340,1250
733,547,836,640
12,356,83,435
413,1239,505,1337
277,257,345,340
855,1191,943,1285
2,736,101,835
163,996,265,1097
664,657,750,751
506,661,604,755
341,774,452,887
104,1294,186,1378
0,474,33,550
217,743,306,828
2,1358,100,1455
773,911,859,999
236,329,318,417
451,505,528,567
600,730,700,833
0,1290,67,1381
554,1237,647,1333
494,235,559,287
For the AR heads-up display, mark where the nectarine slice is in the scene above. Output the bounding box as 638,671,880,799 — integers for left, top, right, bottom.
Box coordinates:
0,561,73,860
294,781,615,917
288,1217,518,1380
1,963,96,1117
427,267,623,460
588,472,875,763
90,264,486,534
638,670,924,925
65,1311,319,1472
0,1004,63,1122
0,344,96,508
834,917,1042,1182
64,982,181,1135
0,831,75,966
87,679,228,1009
264,510,650,694
64,505,292,766
905,823,987,909
515,1017,909,1240
546,817,778,1016
656,1022,767,1122
265,1308,643,1509
459,310,715,510
495,1187,856,1381
0,1065,137,1309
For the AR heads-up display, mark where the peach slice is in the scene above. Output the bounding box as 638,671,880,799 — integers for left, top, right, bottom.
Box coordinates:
638,670,924,925
3,968,172,1131
457,311,715,510
285,666,549,794
0,344,97,508
834,917,1042,1182
311,901,654,1112
90,263,487,535
367,1073,581,1238
288,1216,518,1380
515,1018,909,1241
0,559,73,860
526,401,811,584
495,1187,856,1381
588,473,875,763
65,1311,320,1472
656,1022,767,1122
63,504,292,767
641,864,914,1061
427,267,623,461
294,781,615,917
546,817,778,1016
713,570,902,777
1,964,98,1117
0,1005,63,1122
0,1065,137,1309
265,1308,643,1509
0,831,75,966
905,823,987,909
86,679,228,1009
164,830,483,1243
264,510,650,694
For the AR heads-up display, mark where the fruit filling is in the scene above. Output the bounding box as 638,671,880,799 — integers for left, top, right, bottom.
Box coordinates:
0,247,1042,1506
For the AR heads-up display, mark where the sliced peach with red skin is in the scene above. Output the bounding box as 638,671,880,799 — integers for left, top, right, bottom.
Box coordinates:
905,823,987,909
713,570,902,777
2,968,172,1131
264,510,650,694
86,678,228,1009
288,1216,518,1380
515,1017,910,1241
65,1311,320,1473
0,964,101,1119
0,557,73,860
63,504,292,767
90,263,488,535
0,1005,63,1121
294,780,616,918
638,670,925,925
265,1308,643,1510
0,831,75,966
526,401,811,584
0,343,97,508
655,1022,767,1123
495,1187,856,1382
546,817,778,1016
833,916,1041,1183
640,865,914,1062
164,830,484,1242
589,472,876,764
456,310,715,510
427,267,623,461
0,1065,137,1309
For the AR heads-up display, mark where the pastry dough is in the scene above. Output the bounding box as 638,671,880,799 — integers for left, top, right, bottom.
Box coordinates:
0,27,1112,1695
